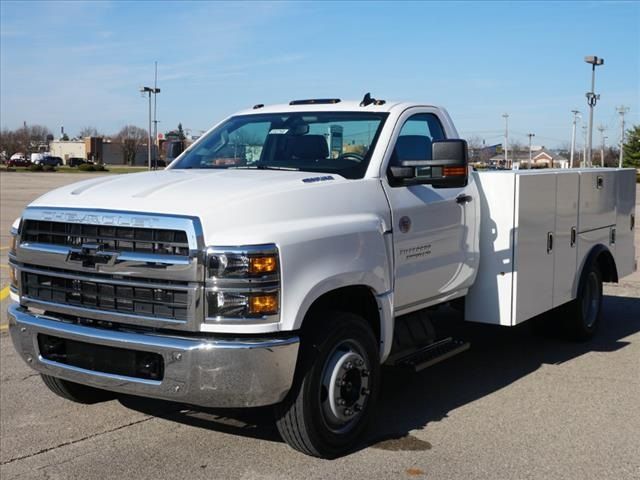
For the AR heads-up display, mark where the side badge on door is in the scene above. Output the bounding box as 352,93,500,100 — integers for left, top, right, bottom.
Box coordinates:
399,216,412,233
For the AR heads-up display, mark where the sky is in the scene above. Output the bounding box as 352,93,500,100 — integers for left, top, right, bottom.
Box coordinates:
1,0,638,149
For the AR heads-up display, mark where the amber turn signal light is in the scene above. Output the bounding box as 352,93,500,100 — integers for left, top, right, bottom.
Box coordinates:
249,256,278,275
248,293,279,315
443,166,467,177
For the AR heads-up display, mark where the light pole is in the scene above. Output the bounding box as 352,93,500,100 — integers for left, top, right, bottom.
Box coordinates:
601,135,608,167
617,105,630,167
153,62,160,167
140,86,160,171
582,125,587,167
527,133,535,169
584,55,604,167
570,110,580,168
502,113,509,168
597,125,606,167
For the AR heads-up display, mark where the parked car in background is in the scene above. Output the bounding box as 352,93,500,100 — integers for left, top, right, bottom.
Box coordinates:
6,157,31,167
33,156,63,166
67,157,91,167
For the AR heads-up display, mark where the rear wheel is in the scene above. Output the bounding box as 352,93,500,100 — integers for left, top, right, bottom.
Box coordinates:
41,374,115,404
562,262,603,340
275,311,380,458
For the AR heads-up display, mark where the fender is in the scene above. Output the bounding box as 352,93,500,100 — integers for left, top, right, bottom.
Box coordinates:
574,244,619,298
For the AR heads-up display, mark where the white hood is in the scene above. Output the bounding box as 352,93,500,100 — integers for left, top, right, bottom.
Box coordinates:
29,170,390,245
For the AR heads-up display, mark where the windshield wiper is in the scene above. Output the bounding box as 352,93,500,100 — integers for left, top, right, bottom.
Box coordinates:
230,164,301,171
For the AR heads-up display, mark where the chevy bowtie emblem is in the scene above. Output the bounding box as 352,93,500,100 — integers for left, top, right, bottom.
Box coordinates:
67,243,118,269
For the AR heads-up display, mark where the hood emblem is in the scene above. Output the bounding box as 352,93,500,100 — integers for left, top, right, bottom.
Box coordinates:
67,243,118,269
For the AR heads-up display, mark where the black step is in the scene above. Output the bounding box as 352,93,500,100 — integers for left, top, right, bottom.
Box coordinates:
395,337,470,372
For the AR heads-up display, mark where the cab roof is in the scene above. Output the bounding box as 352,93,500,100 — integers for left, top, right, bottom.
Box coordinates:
234,100,437,116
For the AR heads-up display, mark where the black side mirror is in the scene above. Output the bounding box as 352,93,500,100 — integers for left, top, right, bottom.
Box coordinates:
388,139,468,188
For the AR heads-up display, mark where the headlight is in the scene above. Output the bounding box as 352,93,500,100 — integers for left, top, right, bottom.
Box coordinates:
206,246,278,279
9,220,20,289
9,218,20,256
205,245,280,323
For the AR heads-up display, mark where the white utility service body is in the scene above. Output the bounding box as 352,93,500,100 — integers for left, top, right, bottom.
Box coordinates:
7,98,636,457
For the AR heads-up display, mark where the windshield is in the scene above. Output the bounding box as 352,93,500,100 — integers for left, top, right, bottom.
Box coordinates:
171,112,388,179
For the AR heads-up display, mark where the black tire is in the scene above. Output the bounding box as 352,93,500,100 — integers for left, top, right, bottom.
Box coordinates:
275,311,380,458
561,262,603,341
41,374,115,404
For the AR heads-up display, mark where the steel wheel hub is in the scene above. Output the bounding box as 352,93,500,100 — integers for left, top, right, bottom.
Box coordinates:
320,341,371,431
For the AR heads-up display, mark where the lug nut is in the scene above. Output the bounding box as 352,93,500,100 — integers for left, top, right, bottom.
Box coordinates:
361,388,371,396
344,408,353,416
354,404,362,412
345,361,353,370
356,359,364,367
338,398,346,406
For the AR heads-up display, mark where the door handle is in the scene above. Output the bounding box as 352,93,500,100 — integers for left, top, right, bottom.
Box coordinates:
456,194,473,205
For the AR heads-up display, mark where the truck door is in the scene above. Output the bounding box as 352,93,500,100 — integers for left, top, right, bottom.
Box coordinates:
382,110,479,314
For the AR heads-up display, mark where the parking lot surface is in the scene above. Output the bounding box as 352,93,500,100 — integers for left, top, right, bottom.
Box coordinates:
1,172,639,480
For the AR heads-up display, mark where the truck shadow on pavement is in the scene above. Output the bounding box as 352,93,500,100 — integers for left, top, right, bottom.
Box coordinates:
118,294,640,456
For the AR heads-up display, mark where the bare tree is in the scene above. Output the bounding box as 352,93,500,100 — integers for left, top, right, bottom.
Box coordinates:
116,125,147,165
0,125,52,158
78,126,100,138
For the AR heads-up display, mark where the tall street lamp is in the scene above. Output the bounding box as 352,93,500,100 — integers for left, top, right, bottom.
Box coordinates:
502,113,509,168
140,86,160,170
527,133,535,169
570,110,580,168
584,55,604,167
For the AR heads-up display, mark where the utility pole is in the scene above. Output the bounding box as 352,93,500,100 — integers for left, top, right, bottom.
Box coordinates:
153,61,159,169
597,125,606,167
140,85,160,171
527,133,535,169
617,105,630,167
583,126,588,163
570,110,580,168
584,56,604,167
502,113,509,168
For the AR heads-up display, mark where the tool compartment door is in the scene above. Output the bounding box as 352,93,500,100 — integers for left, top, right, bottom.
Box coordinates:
614,169,637,279
553,171,579,308
512,172,557,324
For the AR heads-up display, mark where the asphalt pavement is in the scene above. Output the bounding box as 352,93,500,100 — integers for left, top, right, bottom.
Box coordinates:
0,171,638,480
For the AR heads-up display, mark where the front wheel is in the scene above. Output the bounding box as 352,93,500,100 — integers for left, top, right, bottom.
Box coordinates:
275,312,380,458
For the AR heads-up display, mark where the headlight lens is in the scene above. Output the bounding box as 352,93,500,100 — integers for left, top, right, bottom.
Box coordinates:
206,248,278,279
9,219,20,256
205,245,280,322
207,290,279,318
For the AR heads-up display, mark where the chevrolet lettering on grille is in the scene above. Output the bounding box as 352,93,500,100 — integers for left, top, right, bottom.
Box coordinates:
67,243,119,269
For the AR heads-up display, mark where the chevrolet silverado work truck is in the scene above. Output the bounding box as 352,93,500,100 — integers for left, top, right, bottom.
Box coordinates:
8,96,636,458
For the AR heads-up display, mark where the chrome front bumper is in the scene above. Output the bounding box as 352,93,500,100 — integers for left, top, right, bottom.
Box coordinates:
8,303,299,408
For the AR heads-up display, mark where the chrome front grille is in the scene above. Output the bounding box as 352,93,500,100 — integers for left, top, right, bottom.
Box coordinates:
21,219,190,256
22,270,189,321
12,208,205,331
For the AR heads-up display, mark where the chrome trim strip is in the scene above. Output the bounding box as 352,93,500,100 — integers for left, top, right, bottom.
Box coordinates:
21,243,191,266
17,263,192,291
9,304,299,408
22,296,192,326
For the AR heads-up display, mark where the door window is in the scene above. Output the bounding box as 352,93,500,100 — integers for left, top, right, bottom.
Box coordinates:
393,113,446,162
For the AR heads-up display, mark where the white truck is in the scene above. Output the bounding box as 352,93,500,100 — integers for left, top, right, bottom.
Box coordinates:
7,96,636,458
